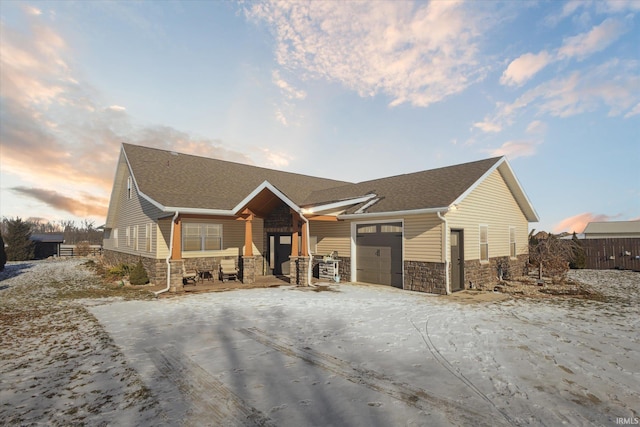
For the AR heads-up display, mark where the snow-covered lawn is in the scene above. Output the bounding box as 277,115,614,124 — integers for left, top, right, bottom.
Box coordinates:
1,260,638,426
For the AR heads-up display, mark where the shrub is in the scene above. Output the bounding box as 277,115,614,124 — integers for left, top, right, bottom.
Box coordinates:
569,233,586,269
75,241,91,257
3,217,35,261
107,263,132,278
129,259,149,286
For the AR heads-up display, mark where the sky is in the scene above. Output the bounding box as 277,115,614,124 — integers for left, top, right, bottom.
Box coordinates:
1,0,638,234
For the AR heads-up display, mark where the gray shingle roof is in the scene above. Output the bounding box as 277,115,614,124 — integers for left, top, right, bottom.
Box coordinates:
303,157,503,213
123,144,350,210
123,144,503,214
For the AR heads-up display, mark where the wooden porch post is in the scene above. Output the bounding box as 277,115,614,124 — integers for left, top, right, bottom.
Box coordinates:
301,220,308,256
244,212,254,256
291,211,299,257
171,216,182,260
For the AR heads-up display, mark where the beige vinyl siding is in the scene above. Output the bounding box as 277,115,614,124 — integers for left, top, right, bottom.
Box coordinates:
447,169,529,261
311,220,351,257
103,169,164,258
180,217,264,259
404,214,444,262
157,218,172,259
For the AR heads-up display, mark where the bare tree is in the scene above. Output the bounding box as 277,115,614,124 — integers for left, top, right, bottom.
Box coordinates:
528,230,577,282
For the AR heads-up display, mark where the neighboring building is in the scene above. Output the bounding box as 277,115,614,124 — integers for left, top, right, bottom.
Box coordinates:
579,221,640,270
583,221,640,239
30,233,64,259
103,143,539,293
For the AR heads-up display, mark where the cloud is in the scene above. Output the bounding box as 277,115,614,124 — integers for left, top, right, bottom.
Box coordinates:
272,70,306,101
0,11,253,221
258,148,293,169
525,120,547,134
500,51,553,86
246,1,492,108
488,140,539,159
553,212,621,233
11,187,109,218
558,18,628,60
485,59,640,128
472,121,502,133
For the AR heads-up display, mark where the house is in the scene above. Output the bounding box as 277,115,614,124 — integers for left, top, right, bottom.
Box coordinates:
30,233,64,259
582,221,640,239
103,143,539,293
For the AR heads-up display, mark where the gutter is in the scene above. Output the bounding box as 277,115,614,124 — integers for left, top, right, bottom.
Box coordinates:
300,213,313,286
437,211,451,295
339,206,449,220
153,211,179,297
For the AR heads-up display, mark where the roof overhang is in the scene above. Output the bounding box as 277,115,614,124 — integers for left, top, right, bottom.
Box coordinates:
301,194,377,215
135,180,305,219
339,206,450,220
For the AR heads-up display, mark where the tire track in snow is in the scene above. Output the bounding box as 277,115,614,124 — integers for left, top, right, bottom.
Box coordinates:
146,346,276,427
239,326,508,427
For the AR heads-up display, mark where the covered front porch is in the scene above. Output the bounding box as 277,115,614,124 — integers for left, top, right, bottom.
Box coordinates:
165,184,339,292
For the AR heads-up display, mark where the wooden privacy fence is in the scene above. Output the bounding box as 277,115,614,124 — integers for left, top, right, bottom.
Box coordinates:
59,244,103,257
580,238,640,271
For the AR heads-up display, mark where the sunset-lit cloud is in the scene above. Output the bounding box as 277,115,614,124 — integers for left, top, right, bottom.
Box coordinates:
246,1,492,108
0,11,253,221
10,187,109,218
553,212,621,234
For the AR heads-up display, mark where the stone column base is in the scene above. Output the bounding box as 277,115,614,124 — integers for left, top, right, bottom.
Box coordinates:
242,256,256,284
169,259,185,292
290,256,310,286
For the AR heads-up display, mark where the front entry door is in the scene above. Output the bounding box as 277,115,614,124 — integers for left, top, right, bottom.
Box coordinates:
269,233,292,276
450,230,464,291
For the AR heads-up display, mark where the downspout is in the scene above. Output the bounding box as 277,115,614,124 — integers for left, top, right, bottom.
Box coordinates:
153,211,179,297
300,213,312,286
437,211,451,295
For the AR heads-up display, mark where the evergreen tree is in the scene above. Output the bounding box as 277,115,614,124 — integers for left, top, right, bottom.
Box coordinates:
0,232,7,271
569,232,587,269
129,259,149,285
4,218,35,261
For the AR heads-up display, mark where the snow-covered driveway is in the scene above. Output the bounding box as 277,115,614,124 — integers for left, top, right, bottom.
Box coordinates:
88,272,639,426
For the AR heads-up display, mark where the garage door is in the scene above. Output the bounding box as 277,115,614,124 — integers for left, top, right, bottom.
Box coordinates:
356,222,403,288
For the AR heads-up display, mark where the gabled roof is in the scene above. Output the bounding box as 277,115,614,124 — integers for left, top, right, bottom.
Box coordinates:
304,157,502,213
111,143,538,222
583,221,640,235
122,143,350,210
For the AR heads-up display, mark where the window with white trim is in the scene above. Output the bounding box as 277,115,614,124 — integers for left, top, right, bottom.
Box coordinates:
145,223,152,252
113,228,118,248
127,177,132,199
126,227,130,247
133,225,139,251
509,227,516,258
183,223,222,252
479,225,488,262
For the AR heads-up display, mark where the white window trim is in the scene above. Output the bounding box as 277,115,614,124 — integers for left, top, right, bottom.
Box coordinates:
509,226,517,259
146,223,152,252
113,228,118,248
127,177,132,200
182,223,223,252
126,227,130,247
479,224,489,263
133,225,139,251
